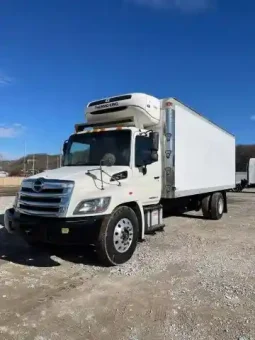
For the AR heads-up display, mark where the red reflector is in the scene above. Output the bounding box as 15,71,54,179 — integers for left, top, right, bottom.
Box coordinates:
129,192,133,195
166,102,172,107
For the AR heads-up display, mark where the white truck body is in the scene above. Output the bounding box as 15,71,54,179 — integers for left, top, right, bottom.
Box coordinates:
4,93,236,266
162,99,235,198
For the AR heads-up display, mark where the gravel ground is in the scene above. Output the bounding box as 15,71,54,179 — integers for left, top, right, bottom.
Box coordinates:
0,191,255,340
0,196,15,214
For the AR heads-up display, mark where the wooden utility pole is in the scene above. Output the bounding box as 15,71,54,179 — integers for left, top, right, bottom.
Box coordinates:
23,141,27,176
32,154,35,175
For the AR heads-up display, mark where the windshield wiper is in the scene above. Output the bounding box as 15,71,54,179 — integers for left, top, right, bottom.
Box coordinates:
86,166,121,189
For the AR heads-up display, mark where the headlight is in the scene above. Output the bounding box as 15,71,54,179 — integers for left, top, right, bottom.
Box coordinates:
73,197,111,215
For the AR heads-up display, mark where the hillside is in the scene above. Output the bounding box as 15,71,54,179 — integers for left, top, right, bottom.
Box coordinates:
236,145,255,172
0,154,61,176
0,145,255,176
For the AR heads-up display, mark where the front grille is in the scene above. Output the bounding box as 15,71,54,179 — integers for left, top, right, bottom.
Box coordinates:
17,179,74,217
22,187,64,195
19,204,59,213
20,195,61,204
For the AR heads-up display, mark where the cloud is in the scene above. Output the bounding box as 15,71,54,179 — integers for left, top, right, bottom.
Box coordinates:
127,0,213,11
0,73,13,86
0,124,25,138
250,115,255,121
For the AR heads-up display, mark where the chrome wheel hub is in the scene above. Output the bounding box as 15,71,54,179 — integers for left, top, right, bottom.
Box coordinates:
218,198,224,215
113,218,134,253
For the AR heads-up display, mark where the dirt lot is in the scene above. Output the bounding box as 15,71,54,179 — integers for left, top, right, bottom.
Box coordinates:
0,191,255,340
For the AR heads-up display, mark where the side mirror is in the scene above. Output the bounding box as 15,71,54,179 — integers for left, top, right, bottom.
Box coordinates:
149,132,159,163
63,140,68,154
149,131,159,151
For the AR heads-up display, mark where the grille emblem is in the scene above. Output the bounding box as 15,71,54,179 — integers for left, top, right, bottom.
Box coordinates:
33,178,44,192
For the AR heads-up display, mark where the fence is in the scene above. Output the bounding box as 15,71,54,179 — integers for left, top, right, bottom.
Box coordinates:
0,177,24,187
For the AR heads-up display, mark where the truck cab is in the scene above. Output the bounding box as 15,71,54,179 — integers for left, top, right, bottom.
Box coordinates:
5,93,165,266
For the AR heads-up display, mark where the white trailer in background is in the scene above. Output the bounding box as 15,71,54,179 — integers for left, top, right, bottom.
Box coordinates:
233,171,248,192
248,158,255,186
0,171,9,178
5,93,236,266
236,172,247,184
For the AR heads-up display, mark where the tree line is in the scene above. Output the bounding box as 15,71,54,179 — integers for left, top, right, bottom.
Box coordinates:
236,145,255,172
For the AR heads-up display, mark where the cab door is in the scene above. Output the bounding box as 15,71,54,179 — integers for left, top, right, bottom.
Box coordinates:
131,132,161,206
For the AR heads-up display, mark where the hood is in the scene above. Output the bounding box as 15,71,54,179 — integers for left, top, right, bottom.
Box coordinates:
30,166,130,186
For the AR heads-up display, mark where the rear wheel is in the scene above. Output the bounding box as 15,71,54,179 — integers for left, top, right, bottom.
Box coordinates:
96,206,139,266
201,195,211,219
211,192,224,220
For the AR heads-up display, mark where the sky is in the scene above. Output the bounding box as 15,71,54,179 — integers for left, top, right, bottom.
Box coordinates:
1,0,255,159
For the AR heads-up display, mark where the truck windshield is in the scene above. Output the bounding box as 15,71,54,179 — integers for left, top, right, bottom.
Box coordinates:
64,130,131,166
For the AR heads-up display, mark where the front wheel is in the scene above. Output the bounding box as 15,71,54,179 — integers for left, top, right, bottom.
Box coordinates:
96,206,139,266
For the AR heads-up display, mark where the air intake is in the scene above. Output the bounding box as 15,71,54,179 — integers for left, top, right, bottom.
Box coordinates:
88,95,132,107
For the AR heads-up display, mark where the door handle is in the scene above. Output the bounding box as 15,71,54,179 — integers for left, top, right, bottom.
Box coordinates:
154,176,160,179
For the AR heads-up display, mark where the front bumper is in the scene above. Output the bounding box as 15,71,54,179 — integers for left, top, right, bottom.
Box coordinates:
4,208,106,245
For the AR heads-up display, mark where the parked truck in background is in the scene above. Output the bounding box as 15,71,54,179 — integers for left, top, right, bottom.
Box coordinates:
233,172,248,192
232,159,255,192
247,158,255,187
4,93,236,266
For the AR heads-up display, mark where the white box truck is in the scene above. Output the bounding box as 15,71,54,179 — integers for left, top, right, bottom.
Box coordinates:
4,93,236,266
233,172,248,192
247,158,255,186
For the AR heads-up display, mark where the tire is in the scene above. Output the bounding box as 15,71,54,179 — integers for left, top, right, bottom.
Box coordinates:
201,195,211,219
210,192,224,220
96,206,139,266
